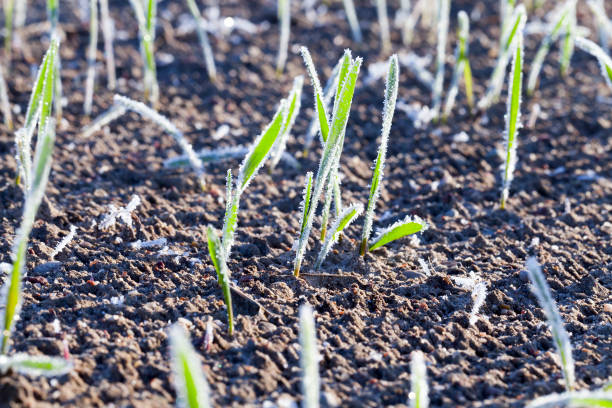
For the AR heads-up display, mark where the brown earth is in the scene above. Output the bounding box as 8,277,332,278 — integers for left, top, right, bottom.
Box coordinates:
0,0,610,407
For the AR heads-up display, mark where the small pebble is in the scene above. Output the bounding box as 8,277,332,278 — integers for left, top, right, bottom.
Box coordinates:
519,270,530,282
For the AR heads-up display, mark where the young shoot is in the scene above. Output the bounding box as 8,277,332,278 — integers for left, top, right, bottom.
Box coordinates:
1,40,58,355
442,11,474,120
294,47,361,277
409,351,429,408
0,64,13,129
113,94,206,189
342,0,362,43
206,221,234,336
299,304,320,408
500,27,523,210
431,0,450,119
276,0,290,75
527,0,576,95
525,257,575,391
575,37,612,90
360,54,399,256
84,0,99,115
297,172,314,238
376,0,391,54
129,0,159,106
185,0,217,82
0,353,72,377
314,203,363,270
560,2,577,77
269,75,303,170
526,390,612,408
168,324,212,408
99,0,117,90
369,215,428,252
479,5,526,110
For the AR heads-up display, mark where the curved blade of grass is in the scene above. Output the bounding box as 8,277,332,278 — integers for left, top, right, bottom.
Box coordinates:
525,257,575,391
301,47,330,144
527,1,574,95
206,225,222,284
0,353,72,377
409,351,429,408
369,215,428,252
294,54,362,277
185,0,217,82
588,0,612,52
500,28,523,210
270,75,303,170
575,37,612,89
560,5,576,76
315,203,362,270
361,54,399,256
526,390,612,408
299,304,320,408
84,0,98,115
169,324,212,408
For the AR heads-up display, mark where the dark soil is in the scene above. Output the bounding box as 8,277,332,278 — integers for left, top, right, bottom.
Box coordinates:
0,0,610,407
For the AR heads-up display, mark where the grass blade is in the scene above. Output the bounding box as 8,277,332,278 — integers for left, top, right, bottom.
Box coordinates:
369,215,428,252
169,324,212,408
84,0,98,115
0,353,72,377
315,203,362,270
270,75,303,170
99,0,116,90
525,257,575,391
442,11,473,120
298,172,313,236
431,0,450,119
575,37,612,89
299,304,320,408
376,0,391,53
276,0,290,75
0,64,13,130
560,4,577,77
526,390,612,408
301,47,330,144
500,27,523,209
342,0,362,42
206,225,222,283
409,351,429,408
185,0,217,82
360,54,399,255
4,0,14,63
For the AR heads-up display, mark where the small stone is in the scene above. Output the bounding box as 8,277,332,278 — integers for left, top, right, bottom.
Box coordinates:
519,270,530,282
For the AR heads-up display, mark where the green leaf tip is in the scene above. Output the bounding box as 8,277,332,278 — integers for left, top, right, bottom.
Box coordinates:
369,215,428,252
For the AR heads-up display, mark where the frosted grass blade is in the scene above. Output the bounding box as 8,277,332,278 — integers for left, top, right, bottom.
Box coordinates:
301,47,330,144
0,354,72,377
369,215,428,252
80,104,127,138
560,5,576,76
129,0,159,106
575,37,612,89
361,54,399,256
315,203,362,270
525,257,575,391
276,0,290,75
206,225,222,283
84,0,98,115
0,64,13,130
500,28,523,209
299,304,320,408
186,0,217,82
442,11,473,120
409,351,429,408
270,75,303,170
99,0,116,90
342,0,362,43
526,390,612,408
431,0,450,119
376,0,391,53
298,172,313,235
587,0,612,53
169,324,212,408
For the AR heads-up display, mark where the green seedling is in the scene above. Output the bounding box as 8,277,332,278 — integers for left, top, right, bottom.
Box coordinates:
409,351,429,408
431,0,450,119
294,47,361,277
360,54,399,256
1,39,58,355
0,64,13,129
269,75,303,170
169,324,212,408
129,0,159,106
500,25,523,210
299,304,320,408
99,0,116,90
113,94,206,189
368,215,428,252
208,100,289,334
587,0,612,53
314,203,363,270
575,37,612,89
276,0,290,75
0,353,72,377
342,0,362,43
47,0,63,123
185,0,217,82
84,0,98,115
527,390,612,408
560,2,577,77
376,0,391,53
479,5,526,110
499,0,516,48
4,0,15,63
297,172,313,237
527,0,575,95
442,11,474,120
525,257,575,391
